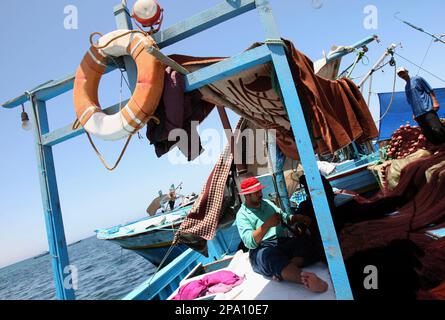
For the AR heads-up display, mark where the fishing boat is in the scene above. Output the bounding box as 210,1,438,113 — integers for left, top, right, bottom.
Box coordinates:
325,153,380,194
96,205,192,267
6,0,445,302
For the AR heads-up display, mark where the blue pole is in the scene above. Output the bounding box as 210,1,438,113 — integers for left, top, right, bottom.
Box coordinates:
267,131,292,215
255,0,353,299
351,142,361,159
326,35,378,63
114,3,137,91
30,96,75,300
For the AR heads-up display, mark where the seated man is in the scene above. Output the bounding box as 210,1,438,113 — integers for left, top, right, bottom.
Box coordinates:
236,177,328,293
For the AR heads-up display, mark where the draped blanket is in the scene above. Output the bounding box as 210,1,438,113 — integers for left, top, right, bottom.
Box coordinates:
168,39,378,159
337,145,445,298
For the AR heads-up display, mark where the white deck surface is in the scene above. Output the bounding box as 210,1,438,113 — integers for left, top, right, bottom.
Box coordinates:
168,250,336,300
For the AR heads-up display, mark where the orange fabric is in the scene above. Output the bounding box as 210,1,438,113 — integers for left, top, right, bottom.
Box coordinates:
284,39,378,156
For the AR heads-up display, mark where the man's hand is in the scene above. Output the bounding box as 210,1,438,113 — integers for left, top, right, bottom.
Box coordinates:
432,92,440,112
253,213,282,245
293,214,312,226
264,213,281,228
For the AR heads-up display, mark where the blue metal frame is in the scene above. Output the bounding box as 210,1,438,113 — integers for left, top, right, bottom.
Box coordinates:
255,0,353,298
267,131,292,215
0,0,381,300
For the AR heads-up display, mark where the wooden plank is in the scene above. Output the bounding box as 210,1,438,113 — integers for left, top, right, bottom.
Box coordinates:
2,65,117,109
41,100,128,146
184,44,271,91
326,35,378,63
122,248,202,300
114,3,137,91
154,0,256,48
31,99,75,300
255,0,353,299
2,1,257,108
1,81,53,109
42,45,270,146
270,44,353,300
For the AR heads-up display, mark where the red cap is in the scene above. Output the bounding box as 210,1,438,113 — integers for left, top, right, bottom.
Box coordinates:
239,177,266,195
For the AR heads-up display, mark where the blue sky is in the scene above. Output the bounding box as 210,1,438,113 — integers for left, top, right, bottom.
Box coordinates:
1,0,444,267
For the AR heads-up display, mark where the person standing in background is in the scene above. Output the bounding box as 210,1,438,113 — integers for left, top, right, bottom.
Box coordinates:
167,184,177,211
397,67,445,145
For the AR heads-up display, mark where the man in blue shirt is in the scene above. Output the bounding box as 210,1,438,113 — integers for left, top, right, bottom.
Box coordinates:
236,177,328,293
397,67,445,145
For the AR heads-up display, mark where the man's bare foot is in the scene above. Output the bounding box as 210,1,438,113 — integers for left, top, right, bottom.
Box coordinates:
300,272,328,293
272,275,281,282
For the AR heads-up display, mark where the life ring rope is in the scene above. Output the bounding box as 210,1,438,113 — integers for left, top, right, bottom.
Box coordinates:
86,130,133,171
89,30,149,50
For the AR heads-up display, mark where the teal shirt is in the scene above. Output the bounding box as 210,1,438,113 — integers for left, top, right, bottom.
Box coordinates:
236,199,292,249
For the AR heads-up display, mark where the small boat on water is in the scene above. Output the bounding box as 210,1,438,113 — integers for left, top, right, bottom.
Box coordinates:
96,189,205,267
326,154,380,194
96,204,192,267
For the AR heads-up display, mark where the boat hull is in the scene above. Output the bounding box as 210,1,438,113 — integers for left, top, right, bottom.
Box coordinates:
105,225,186,267
327,162,379,194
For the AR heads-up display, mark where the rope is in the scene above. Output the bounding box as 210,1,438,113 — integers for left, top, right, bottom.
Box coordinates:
146,243,177,287
367,72,373,107
394,12,445,45
336,50,368,79
72,60,134,172
394,52,445,83
417,38,434,76
85,131,132,171
145,224,180,291
265,38,287,46
220,220,239,258
89,30,149,49
377,62,398,122
72,119,81,130
107,53,160,126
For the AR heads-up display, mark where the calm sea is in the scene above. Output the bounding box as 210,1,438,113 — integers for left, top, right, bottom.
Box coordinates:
0,236,156,300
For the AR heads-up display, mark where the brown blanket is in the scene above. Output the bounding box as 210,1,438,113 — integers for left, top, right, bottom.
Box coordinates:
339,146,445,260
168,39,378,159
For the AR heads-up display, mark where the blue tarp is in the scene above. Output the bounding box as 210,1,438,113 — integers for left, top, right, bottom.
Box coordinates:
377,88,445,141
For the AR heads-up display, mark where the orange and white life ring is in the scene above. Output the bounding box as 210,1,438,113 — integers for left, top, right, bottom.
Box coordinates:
73,29,164,141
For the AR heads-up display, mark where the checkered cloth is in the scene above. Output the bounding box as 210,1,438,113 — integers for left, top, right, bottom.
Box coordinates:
173,143,233,245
